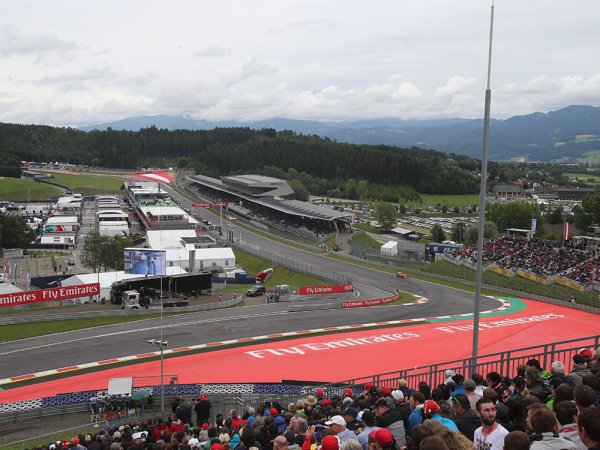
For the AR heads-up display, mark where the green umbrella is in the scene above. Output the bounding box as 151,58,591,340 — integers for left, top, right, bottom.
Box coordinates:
131,389,152,401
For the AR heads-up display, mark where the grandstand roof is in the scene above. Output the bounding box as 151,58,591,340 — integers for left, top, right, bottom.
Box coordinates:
187,174,351,222
221,174,294,197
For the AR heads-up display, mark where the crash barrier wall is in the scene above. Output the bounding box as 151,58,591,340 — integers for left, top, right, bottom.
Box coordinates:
0,383,318,427
332,333,600,395
0,296,243,326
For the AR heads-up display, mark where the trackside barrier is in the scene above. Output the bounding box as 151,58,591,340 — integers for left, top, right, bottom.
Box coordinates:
330,334,600,393
0,296,243,326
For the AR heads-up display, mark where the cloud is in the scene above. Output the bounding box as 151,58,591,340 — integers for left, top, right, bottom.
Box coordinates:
0,25,77,59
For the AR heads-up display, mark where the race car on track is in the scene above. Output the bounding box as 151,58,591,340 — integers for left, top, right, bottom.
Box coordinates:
396,271,409,279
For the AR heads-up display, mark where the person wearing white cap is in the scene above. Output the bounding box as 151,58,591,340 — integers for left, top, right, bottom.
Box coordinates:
325,415,355,443
444,369,456,385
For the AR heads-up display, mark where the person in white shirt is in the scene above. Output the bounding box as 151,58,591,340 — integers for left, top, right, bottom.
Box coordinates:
473,397,509,450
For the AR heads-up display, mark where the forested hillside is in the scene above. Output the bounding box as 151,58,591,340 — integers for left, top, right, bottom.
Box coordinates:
0,123,480,199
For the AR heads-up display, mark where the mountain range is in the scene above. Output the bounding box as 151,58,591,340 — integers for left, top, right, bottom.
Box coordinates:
80,105,600,162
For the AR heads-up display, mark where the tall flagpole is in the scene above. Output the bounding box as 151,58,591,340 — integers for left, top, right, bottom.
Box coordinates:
472,1,495,371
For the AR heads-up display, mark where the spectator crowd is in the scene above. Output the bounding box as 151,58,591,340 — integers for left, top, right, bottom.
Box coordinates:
455,234,600,285
25,347,600,450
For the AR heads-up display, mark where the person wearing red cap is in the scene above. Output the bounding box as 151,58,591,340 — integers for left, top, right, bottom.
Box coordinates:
473,397,508,450
316,388,325,400
195,394,212,428
368,429,394,450
422,400,458,432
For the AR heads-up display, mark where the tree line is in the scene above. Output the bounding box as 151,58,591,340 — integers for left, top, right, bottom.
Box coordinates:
0,123,480,201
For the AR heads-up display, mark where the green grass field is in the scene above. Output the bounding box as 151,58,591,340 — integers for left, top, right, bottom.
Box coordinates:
232,247,326,289
351,231,382,251
562,172,600,182
575,134,600,143
0,178,62,201
49,173,124,195
417,194,479,207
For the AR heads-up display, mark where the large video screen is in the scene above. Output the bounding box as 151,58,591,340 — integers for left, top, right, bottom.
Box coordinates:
124,248,166,275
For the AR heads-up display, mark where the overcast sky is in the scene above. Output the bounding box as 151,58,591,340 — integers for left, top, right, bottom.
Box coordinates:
1,0,599,127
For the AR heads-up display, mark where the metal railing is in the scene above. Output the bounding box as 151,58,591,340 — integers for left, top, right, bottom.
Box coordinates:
329,334,600,392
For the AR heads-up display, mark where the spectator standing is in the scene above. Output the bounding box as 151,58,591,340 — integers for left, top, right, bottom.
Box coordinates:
324,415,356,443
356,411,380,450
577,407,600,450
529,408,577,450
407,391,425,436
422,400,458,432
473,398,509,450
451,394,481,441
373,398,406,447
502,430,530,450
568,355,593,386
195,394,212,427
464,379,482,411
555,401,586,450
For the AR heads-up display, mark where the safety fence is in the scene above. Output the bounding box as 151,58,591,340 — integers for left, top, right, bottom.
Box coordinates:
331,334,600,392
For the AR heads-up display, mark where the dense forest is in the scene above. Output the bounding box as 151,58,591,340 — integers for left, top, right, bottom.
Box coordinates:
0,122,480,200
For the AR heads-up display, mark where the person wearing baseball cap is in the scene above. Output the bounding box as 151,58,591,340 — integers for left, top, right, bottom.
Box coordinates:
324,415,355,443
195,394,212,428
373,398,406,447
368,429,395,450
422,400,458,432
342,407,361,431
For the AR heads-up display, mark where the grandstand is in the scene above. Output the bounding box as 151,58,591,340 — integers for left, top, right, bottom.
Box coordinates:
187,174,353,239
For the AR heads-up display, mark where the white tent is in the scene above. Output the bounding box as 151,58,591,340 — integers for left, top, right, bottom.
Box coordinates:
165,247,236,272
381,241,398,256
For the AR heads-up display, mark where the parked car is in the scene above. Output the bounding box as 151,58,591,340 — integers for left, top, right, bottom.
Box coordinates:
68,255,76,265
246,285,266,297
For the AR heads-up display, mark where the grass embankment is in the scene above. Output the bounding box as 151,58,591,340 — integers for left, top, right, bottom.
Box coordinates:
0,178,62,201
0,315,170,342
421,260,599,307
48,173,123,195
417,194,479,207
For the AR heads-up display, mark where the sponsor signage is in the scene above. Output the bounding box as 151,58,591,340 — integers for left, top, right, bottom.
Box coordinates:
342,295,397,308
516,269,548,285
555,276,586,293
298,283,353,295
192,202,229,208
0,283,100,308
489,265,513,278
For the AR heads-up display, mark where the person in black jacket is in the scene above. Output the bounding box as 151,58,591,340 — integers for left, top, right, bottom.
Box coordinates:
450,394,480,441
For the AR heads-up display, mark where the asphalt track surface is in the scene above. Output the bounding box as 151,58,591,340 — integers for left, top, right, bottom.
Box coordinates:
1,186,594,403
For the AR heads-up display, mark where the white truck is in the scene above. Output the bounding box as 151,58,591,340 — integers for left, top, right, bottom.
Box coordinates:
121,288,189,309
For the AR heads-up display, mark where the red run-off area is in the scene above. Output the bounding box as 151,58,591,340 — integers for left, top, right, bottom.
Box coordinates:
1,298,598,403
